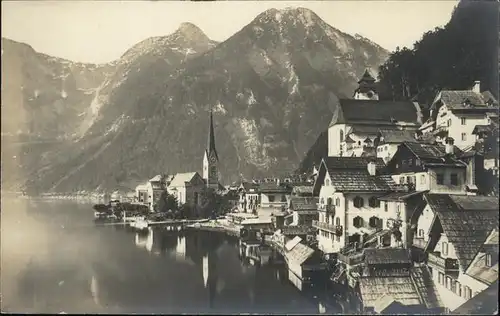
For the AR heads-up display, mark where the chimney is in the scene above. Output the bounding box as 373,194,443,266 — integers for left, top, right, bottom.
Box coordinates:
367,161,377,176
472,81,480,93
445,137,455,155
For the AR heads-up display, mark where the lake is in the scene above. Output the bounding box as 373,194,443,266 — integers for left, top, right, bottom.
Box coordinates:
1,198,341,314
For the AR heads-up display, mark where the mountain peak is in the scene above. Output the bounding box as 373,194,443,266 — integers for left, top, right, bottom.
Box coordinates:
175,22,209,42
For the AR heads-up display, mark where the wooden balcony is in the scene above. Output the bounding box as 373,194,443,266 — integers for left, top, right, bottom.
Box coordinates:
427,252,459,272
412,237,427,249
313,220,342,235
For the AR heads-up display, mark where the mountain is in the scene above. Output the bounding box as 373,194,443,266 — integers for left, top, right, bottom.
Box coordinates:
2,7,389,194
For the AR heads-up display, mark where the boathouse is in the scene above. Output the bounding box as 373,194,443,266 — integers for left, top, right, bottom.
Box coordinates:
284,237,325,284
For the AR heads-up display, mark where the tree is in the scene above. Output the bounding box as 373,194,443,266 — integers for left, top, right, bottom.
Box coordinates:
201,188,231,219
179,203,193,219
156,191,179,213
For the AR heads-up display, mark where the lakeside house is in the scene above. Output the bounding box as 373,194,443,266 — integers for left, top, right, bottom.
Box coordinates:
353,248,444,314
237,181,260,213
312,157,402,254
283,236,325,288
135,174,172,211
420,81,499,150
258,181,293,210
410,193,498,311
327,70,422,158
287,196,319,227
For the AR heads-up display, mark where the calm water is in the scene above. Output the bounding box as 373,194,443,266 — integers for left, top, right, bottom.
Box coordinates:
1,198,339,314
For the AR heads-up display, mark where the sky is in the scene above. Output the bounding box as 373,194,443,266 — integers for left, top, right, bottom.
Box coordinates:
2,1,458,64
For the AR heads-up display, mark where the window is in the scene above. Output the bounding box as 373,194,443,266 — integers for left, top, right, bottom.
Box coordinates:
461,117,466,125
281,194,287,202
320,197,324,205
399,176,405,184
336,235,340,242
353,216,364,228
447,119,452,127
325,179,330,186
446,277,451,290
385,146,388,151
420,175,426,184
397,204,401,216
451,280,457,293
438,272,444,285
335,197,340,206
268,195,275,202
486,253,492,267
465,286,472,299
340,130,344,142
368,196,380,208
418,229,424,237
369,216,381,228
353,196,364,208
384,202,388,212
436,173,444,185
442,242,448,256
457,282,462,297
450,173,458,185
461,133,467,141
336,217,341,226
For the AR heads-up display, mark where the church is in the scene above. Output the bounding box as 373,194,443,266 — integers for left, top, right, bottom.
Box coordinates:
166,108,225,207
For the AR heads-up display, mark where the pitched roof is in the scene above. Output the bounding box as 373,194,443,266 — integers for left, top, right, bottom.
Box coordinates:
330,99,421,127
168,172,199,187
239,181,259,192
284,241,315,265
466,229,499,286
432,90,499,112
258,182,292,194
379,129,417,144
424,194,499,271
289,196,319,211
364,248,411,265
291,185,313,196
452,280,499,315
358,276,422,308
149,175,163,182
404,142,466,168
281,226,315,236
317,157,397,192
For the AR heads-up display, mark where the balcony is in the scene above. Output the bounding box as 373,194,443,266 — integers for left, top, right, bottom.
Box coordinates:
427,252,460,272
313,220,337,234
412,237,427,249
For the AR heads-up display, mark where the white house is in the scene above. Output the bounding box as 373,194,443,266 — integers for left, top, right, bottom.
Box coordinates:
421,81,499,150
411,193,498,312
327,70,422,158
375,129,418,163
312,157,402,254
135,174,173,211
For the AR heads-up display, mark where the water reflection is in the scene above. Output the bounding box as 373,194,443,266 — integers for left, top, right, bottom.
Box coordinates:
2,198,340,314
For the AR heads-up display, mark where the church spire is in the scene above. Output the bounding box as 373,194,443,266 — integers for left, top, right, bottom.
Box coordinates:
207,106,218,160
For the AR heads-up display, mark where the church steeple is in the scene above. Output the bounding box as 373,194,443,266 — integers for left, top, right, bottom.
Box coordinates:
354,69,379,100
207,108,218,160
203,106,220,189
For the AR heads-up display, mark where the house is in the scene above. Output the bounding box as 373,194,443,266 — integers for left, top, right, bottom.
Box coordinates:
452,280,499,315
134,174,173,211
167,172,206,207
328,70,422,158
385,139,481,195
375,129,418,163
284,236,325,285
291,185,314,197
312,157,402,254
411,193,499,311
354,248,444,314
421,81,499,150
237,181,260,213
258,181,293,210
287,196,319,226
473,120,499,178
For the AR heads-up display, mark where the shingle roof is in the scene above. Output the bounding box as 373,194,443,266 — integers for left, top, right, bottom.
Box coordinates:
465,229,499,285
330,99,421,127
424,194,499,271
404,142,466,167
291,185,314,196
379,129,417,144
281,226,316,236
258,182,292,194
472,124,495,135
358,276,422,308
320,157,397,192
289,196,319,211
240,181,259,192
284,242,315,265
433,90,499,112
364,248,411,265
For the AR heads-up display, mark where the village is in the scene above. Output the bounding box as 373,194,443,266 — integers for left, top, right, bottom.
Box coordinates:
97,72,499,315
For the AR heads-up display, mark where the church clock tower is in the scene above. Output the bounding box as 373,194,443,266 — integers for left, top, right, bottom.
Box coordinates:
202,108,219,190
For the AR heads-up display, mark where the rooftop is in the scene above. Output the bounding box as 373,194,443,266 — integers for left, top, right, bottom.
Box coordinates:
378,129,418,144
168,172,199,187
404,142,466,168
330,98,421,127
466,229,499,286
258,182,293,194
452,280,499,315
289,196,319,211
425,194,499,271
364,248,411,265
432,90,499,113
